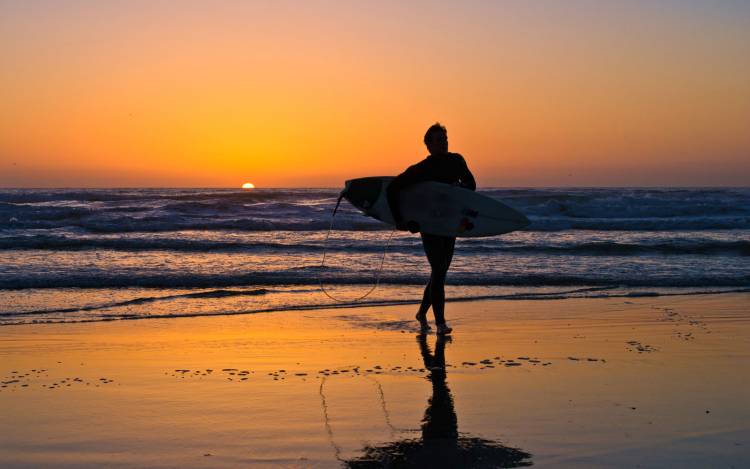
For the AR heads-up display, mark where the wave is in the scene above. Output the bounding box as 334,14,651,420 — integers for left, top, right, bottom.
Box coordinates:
490,240,750,256
2,271,748,290
0,216,385,233
527,217,750,231
0,288,274,317
0,188,334,204
490,187,750,216
4,216,746,233
1,233,748,256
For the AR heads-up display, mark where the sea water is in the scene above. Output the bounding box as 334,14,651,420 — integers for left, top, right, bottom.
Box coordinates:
1,187,748,324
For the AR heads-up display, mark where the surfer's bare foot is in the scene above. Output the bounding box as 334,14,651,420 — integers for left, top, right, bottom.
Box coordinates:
416,313,431,333
436,324,453,335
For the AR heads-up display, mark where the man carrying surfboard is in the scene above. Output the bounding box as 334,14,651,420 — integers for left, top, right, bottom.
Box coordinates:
387,123,476,335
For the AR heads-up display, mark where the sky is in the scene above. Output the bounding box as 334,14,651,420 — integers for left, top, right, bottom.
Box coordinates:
1,0,749,188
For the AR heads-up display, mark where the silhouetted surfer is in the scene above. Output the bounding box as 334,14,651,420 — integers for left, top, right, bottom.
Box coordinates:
387,123,476,335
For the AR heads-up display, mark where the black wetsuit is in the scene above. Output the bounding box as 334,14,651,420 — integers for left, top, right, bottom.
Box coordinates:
386,152,476,224
386,152,476,326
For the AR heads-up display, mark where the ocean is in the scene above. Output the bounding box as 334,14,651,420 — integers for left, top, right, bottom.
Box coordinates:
1,187,748,325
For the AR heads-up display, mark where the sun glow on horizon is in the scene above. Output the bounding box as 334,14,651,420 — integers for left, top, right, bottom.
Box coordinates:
1,2,748,187
242,182,256,189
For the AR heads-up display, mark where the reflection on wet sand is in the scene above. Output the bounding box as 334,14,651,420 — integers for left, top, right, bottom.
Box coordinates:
346,334,532,468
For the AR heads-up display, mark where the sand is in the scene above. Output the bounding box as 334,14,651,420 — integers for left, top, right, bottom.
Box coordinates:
1,293,749,468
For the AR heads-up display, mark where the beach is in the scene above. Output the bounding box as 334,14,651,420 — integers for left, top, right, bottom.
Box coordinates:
2,293,748,467
4,0,750,465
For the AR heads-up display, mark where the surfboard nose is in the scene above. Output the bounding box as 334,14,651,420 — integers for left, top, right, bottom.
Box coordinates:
342,180,353,198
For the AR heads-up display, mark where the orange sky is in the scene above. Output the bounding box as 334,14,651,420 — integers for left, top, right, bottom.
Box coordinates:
1,1,749,187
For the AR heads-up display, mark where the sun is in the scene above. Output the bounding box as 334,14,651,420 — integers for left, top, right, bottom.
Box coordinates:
241,182,255,189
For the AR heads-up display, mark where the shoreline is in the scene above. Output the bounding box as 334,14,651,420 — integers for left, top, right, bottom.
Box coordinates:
3,286,749,327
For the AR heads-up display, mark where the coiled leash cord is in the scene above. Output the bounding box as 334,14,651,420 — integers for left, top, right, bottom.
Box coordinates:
319,191,395,302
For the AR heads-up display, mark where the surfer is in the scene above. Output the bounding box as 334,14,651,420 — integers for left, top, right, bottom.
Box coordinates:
387,123,476,335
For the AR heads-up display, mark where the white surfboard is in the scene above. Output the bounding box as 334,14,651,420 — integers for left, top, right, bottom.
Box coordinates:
342,176,529,237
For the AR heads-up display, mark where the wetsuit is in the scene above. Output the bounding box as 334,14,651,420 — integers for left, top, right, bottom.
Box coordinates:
386,152,476,326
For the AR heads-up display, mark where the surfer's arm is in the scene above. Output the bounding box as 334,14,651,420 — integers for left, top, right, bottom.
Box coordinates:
457,155,476,191
387,165,423,227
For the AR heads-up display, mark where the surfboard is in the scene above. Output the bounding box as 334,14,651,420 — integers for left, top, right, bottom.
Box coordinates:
342,176,529,237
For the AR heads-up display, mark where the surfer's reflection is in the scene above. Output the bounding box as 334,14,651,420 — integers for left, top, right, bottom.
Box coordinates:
418,333,458,441
346,334,531,468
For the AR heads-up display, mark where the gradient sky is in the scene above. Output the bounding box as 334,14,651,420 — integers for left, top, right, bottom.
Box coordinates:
1,0,749,187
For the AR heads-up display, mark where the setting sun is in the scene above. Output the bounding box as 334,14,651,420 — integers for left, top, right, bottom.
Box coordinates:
242,182,255,189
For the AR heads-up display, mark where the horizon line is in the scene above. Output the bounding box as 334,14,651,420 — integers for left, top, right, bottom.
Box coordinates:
1,185,749,190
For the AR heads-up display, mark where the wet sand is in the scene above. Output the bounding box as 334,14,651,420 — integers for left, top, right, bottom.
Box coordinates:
1,294,749,467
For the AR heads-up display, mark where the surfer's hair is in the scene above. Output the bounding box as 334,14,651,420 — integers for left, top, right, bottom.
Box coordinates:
424,122,447,145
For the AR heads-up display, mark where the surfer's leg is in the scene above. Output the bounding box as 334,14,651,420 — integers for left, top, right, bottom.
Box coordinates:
430,265,447,326
422,234,451,326
445,237,456,269
417,280,431,316
415,280,432,331
434,237,456,332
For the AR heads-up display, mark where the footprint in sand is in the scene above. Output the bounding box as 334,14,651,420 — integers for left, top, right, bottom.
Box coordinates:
626,340,657,353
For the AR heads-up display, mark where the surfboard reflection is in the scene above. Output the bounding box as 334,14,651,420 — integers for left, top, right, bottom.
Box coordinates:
346,334,532,468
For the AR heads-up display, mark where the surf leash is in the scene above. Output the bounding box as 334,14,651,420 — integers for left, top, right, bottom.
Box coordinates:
319,377,344,462
319,190,395,302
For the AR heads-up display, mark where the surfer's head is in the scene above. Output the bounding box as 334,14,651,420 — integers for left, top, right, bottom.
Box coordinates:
424,122,448,155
